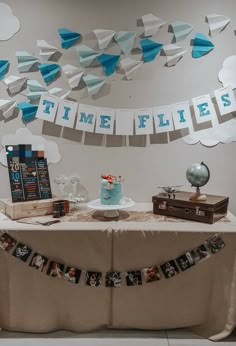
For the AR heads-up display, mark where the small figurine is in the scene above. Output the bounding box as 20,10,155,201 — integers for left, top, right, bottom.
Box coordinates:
158,185,183,199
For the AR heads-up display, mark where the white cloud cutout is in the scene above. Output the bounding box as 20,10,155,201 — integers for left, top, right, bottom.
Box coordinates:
0,128,61,166
0,2,20,40
218,55,236,89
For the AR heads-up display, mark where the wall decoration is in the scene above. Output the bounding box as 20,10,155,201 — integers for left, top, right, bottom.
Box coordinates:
95,107,115,135
76,45,99,68
55,99,78,128
218,56,236,89
17,102,38,123
38,63,60,83
141,13,166,37
75,104,97,133
62,64,84,89
16,51,38,73
97,53,120,76
0,99,16,119
134,108,154,135
48,87,71,99
192,33,214,58
206,14,230,37
114,31,136,55
0,2,20,40
27,80,47,101
36,94,59,122
192,94,216,123
3,75,27,94
214,86,236,115
140,38,163,62
0,60,9,80
119,57,143,80
0,128,61,167
37,40,58,61
115,109,134,135
93,29,115,50
171,101,192,130
57,28,81,49
153,105,174,133
162,44,187,67
170,21,193,42
82,74,105,96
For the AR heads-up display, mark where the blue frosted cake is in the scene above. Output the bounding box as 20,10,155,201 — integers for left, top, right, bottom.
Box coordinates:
100,175,123,205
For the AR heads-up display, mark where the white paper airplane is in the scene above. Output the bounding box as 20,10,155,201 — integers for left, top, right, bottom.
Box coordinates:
37,40,58,60
3,75,27,94
93,29,115,49
120,57,143,80
206,14,230,36
62,64,84,89
162,44,187,67
141,13,166,36
0,99,16,119
48,87,71,99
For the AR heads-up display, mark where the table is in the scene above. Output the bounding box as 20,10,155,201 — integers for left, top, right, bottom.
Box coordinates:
0,204,236,341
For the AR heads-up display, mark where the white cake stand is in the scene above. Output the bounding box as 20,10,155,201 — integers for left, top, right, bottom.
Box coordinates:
87,197,135,218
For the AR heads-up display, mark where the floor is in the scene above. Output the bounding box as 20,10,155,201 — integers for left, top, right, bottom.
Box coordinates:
0,329,236,345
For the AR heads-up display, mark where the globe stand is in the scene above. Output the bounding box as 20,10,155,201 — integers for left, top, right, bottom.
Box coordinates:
190,186,207,201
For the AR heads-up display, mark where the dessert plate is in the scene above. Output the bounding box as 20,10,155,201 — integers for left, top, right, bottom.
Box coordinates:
87,197,135,218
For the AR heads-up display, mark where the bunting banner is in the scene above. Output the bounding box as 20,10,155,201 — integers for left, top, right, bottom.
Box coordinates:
0,231,225,287
35,85,236,137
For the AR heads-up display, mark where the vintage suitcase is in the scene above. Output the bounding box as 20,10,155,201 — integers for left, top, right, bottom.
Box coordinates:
1,198,58,220
152,191,229,224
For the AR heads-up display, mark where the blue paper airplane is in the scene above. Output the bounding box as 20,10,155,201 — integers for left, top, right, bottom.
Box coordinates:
0,60,9,80
97,53,120,76
140,39,163,62
58,28,81,49
192,33,215,58
38,63,60,83
18,102,38,123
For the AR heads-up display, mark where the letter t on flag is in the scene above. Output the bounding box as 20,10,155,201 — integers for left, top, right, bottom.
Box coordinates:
36,94,59,122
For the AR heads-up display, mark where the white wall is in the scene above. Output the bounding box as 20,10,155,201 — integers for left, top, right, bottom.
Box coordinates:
0,0,236,213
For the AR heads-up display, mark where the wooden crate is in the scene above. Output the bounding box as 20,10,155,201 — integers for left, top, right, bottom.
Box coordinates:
1,198,57,220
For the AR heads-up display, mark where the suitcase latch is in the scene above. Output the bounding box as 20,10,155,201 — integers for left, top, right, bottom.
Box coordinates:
196,206,205,216
159,201,167,210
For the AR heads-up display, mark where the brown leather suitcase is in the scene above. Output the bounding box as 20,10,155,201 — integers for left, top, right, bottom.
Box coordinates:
152,191,229,224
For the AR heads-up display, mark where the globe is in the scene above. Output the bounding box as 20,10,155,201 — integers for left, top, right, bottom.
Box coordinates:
186,162,210,188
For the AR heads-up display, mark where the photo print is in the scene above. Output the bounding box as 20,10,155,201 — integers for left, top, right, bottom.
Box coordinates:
205,235,225,254
12,243,32,262
105,272,122,287
47,261,64,278
190,244,210,264
64,266,81,284
86,271,102,287
143,265,161,283
125,270,142,286
161,260,179,279
0,233,16,252
176,251,195,271
29,253,48,272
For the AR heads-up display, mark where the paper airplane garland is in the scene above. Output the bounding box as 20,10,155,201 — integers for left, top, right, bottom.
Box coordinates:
18,102,38,123
16,51,38,73
76,45,99,68
58,28,81,49
27,80,47,101
0,99,16,119
114,31,136,55
141,13,166,37
0,60,9,80
38,63,60,83
120,57,143,80
48,87,71,99
3,75,27,94
206,14,230,37
97,53,120,76
170,21,193,42
37,40,58,60
83,74,105,96
93,29,115,49
140,38,163,62
162,44,187,67
192,33,214,58
62,64,84,89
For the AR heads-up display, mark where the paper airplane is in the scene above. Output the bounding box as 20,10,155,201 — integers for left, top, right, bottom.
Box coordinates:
38,63,60,83
16,51,38,73
76,45,99,67
37,40,58,60
93,29,115,49
62,64,84,89
141,13,166,37
0,99,16,119
27,80,47,101
162,44,187,67
119,57,143,80
49,87,71,99
0,60,9,80
114,31,136,55
192,33,214,58
140,38,163,62
3,75,27,94
83,74,105,96
206,14,230,37
58,28,81,49
17,102,38,123
170,21,193,42
97,53,120,76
